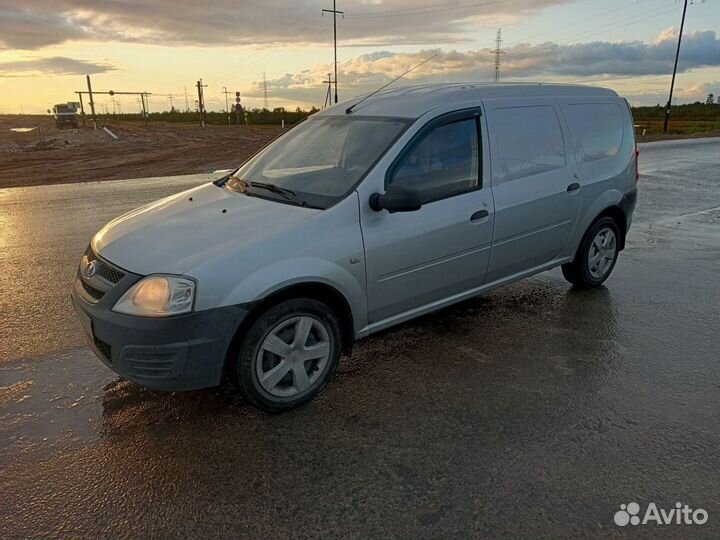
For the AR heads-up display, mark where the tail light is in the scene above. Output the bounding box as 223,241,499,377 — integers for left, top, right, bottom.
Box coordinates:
634,146,640,183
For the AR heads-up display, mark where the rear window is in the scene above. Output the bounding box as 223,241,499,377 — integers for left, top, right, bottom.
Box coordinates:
488,105,566,184
565,103,624,163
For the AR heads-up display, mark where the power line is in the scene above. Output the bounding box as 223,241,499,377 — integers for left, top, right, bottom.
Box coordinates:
346,0,497,18
504,2,642,46
208,14,324,108
562,2,678,44
207,3,320,83
506,3,681,64
231,0,676,108
243,18,324,74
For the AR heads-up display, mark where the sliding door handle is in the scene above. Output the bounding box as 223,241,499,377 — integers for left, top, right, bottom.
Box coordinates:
567,182,581,192
470,210,490,222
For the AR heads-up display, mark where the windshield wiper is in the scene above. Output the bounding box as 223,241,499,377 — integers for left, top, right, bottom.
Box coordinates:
248,181,308,206
249,181,297,196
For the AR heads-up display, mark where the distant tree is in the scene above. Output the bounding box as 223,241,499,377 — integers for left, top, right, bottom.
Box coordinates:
706,93,715,105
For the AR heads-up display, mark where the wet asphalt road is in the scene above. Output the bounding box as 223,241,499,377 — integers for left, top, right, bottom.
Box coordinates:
1,139,719,539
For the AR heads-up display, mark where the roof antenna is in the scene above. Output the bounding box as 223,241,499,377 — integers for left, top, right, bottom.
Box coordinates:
345,54,437,115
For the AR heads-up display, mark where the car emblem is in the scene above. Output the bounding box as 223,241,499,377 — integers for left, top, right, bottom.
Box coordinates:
84,259,98,279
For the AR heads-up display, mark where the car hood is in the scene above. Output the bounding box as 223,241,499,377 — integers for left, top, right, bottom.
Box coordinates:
93,182,319,276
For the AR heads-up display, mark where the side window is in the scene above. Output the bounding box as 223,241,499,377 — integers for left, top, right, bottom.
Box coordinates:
388,117,479,204
565,103,623,162
489,105,566,184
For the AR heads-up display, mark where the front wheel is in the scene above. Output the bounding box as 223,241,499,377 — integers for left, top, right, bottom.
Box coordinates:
234,298,342,412
562,216,620,288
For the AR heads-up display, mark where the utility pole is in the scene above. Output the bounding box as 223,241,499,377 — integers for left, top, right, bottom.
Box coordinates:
86,74,97,129
263,73,269,110
167,93,175,112
184,86,190,112
322,0,344,103
663,0,688,134
196,79,207,127
492,28,504,82
222,86,231,125
323,73,334,108
76,92,87,127
235,91,243,125
140,92,148,127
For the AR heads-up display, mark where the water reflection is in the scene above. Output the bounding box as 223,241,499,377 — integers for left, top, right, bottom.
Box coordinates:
97,277,621,441
3,277,627,538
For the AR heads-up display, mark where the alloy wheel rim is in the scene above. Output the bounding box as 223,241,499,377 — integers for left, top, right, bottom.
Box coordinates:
255,315,331,398
587,227,617,279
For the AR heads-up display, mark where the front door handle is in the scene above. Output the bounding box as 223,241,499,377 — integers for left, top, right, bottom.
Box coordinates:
470,210,489,222
567,182,581,192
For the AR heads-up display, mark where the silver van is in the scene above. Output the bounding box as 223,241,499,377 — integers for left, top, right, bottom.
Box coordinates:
72,83,638,411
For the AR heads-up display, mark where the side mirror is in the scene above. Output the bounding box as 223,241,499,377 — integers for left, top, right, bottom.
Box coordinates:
369,184,422,213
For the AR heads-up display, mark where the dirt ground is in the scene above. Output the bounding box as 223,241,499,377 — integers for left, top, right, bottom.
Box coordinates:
0,115,281,189
1,114,718,189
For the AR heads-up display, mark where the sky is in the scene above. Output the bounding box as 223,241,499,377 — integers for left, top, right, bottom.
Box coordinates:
0,0,719,114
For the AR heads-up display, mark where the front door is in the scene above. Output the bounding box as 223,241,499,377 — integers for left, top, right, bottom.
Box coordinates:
360,109,494,325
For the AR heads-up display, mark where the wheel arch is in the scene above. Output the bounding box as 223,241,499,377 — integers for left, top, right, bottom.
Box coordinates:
593,205,628,251
224,281,355,375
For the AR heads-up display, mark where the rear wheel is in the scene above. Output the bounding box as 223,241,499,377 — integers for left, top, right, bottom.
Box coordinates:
234,298,342,412
562,216,620,288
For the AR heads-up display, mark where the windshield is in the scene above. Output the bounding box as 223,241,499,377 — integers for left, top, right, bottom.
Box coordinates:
227,115,411,208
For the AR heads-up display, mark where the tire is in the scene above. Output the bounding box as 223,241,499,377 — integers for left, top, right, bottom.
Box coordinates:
561,216,621,288
234,298,342,412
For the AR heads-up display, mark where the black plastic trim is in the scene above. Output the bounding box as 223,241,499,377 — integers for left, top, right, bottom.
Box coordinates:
619,188,638,221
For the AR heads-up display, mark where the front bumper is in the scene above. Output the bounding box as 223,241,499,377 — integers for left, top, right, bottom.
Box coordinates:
71,262,249,391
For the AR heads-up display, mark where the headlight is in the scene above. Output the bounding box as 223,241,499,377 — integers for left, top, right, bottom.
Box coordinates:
112,275,196,317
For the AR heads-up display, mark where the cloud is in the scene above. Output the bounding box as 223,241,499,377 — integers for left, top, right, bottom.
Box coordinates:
0,8,89,49
0,56,116,77
250,29,720,103
0,0,571,50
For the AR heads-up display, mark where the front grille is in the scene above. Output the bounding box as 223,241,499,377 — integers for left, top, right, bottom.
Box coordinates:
97,263,125,284
80,277,105,301
93,336,112,363
84,245,125,284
